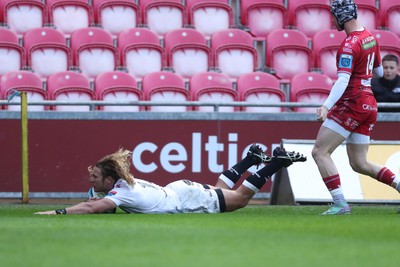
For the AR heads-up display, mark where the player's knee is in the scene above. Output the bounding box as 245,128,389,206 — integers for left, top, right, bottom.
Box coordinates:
229,200,248,211
237,200,248,209
312,145,332,163
225,192,250,212
311,146,322,161
237,194,250,209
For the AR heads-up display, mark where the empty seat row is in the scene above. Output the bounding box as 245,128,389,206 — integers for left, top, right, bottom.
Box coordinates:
0,70,332,113
0,26,257,81
1,0,399,41
0,0,234,39
242,0,400,38
2,26,399,84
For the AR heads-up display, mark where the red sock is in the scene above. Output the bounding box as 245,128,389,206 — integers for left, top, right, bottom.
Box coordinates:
323,174,341,191
376,167,395,186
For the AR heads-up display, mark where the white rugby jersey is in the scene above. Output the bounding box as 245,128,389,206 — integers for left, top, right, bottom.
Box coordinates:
105,178,181,214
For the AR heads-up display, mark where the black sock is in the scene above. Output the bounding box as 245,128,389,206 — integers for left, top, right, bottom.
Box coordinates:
243,158,283,192
218,156,255,188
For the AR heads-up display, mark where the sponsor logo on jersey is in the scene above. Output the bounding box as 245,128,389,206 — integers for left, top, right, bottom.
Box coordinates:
342,47,352,53
368,123,375,131
362,39,376,50
344,117,360,130
339,54,353,68
362,104,377,111
183,179,193,185
361,78,372,87
107,191,118,196
362,36,375,44
344,118,352,127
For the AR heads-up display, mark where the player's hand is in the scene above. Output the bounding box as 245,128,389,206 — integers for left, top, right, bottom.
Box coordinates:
34,210,57,215
316,106,329,122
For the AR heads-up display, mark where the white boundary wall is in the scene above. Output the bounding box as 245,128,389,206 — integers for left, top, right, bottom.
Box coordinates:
279,139,400,204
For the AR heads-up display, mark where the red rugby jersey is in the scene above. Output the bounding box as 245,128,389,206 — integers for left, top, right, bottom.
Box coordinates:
336,28,381,99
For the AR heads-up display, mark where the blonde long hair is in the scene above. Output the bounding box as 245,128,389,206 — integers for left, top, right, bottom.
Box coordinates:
95,148,135,185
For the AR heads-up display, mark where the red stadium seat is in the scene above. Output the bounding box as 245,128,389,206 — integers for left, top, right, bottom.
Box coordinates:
141,0,186,38
287,0,332,38
312,29,346,80
356,0,379,30
0,0,3,23
380,0,400,37
0,28,25,76
47,71,94,111
371,30,400,57
266,29,312,80
92,0,140,38
95,71,142,112
70,27,119,80
46,0,93,38
211,29,258,79
1,0,47,37
142,71,189,112
190,71,236,112
240,0,287,38
23,27,71,79
118,28,165,81
237,72,285,113
164,28,212,80
186,0,233,39
290,72,332,113
371,29,400,72
0,70,46,111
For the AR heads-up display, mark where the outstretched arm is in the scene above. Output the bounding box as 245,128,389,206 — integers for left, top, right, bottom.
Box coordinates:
35,198,117,215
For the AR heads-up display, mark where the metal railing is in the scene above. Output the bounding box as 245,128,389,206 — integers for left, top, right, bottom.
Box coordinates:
2,100,400,111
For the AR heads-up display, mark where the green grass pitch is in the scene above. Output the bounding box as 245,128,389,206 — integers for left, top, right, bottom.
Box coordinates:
1,204,399,267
